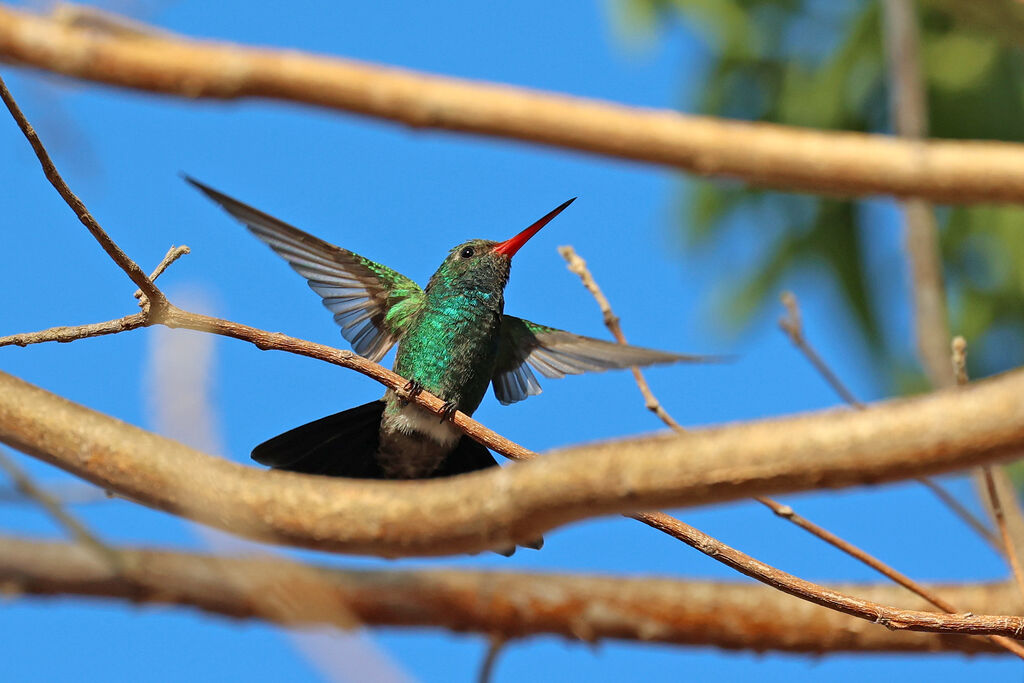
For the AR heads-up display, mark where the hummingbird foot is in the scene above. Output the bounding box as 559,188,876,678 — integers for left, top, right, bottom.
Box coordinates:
439,400,459,423
401,380,424,404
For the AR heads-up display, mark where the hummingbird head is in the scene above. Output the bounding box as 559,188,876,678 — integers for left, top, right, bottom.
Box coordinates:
426,198,577,294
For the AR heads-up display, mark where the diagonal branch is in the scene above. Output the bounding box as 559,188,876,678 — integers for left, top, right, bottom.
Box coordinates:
4,3,1024,203
778,290,999,549
562,250,1024,657
0,450,116,567
0,71,162,305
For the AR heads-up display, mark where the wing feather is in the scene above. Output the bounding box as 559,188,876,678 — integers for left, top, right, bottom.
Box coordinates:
492,316,718,405
187,177,423,361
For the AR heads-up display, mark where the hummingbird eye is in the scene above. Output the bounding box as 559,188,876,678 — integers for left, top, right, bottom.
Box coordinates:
460,246,475,259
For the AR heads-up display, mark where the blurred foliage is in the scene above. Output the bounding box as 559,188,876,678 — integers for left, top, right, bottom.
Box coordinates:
618,0,1024,386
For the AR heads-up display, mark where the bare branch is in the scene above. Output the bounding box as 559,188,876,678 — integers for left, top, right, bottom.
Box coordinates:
883,0,952,388
5,330,1024,557
4,4,1024,203
0,313,148,347
0,71,162,305
133,245,190,303
477,636,507,683
562,251,1024,657
956,335,1024,602
778,291,864,408
778,292,999,548
557,245,681,427
0,451,116,567
628,511,1024,640
3,535,1023,654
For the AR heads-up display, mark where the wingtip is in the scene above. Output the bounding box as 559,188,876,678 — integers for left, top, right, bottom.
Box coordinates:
181,173,212,195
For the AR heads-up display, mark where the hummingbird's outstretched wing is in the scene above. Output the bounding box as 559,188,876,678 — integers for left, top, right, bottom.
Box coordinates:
492,316,717,405
186,177,424,362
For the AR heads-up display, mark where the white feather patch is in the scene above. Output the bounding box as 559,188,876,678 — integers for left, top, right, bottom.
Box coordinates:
389,403,462,446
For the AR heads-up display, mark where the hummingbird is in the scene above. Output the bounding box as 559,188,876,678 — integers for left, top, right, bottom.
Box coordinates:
186,177,711,494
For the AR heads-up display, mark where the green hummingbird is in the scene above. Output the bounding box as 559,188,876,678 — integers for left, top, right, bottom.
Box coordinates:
187,178,712,488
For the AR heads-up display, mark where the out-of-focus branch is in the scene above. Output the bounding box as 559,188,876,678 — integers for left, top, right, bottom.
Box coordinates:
778,292,864,408
956,336,1024,603
2,535,1021,655
882,1,1024,602
0,451,116,567
562,250,1024,657
883,0,952,389
778,291,999,549
6,363,1024,557
5,4,1024,203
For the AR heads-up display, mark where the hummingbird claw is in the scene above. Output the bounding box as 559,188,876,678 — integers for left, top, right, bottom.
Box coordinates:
402,380,424,404
439,401,459,423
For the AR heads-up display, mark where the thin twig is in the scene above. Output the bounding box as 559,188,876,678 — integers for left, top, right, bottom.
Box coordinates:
0,244,188,348
0,482,109,505
915,477,1000,549
778,290,999,550
477,636,507,683
561,248,1024,658
134,245,190,302
957,336,1024,602
0,313,149,347
883,0,952,389
778,292,864,408
0,72,164,305
557,245,682,427
0,450,119,569
630,510,1024,642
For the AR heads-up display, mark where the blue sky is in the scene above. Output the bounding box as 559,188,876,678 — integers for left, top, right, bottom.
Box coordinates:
0,1,1015,680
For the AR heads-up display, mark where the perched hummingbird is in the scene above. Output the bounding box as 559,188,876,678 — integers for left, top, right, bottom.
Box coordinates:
187,178,711,489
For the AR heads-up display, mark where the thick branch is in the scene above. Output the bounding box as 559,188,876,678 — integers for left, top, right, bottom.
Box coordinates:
1,535,1019,655
2,4,1024,203
3,356,1024,557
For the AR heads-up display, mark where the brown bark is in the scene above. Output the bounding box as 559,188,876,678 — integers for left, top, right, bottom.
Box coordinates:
2,4,1024,204
1,535,1017,655
2,364,1024,558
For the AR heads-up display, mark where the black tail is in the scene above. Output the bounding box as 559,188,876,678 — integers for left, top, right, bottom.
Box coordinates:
251,400,543,554
251,400,504,480
252,401,389,478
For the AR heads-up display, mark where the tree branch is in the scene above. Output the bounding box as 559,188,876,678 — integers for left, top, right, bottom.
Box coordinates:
3,535,1021,655
3,357,1024,557
555,249,1024,656
0,450,116,567
3,4,1024,203
0,70,163,305
779,291,999,550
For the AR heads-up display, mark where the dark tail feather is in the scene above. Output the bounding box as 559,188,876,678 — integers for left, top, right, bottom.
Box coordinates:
251,401,386,478
252,402,544,553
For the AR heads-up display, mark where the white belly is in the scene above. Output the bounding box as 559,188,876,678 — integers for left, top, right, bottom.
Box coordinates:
386,400,462,447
